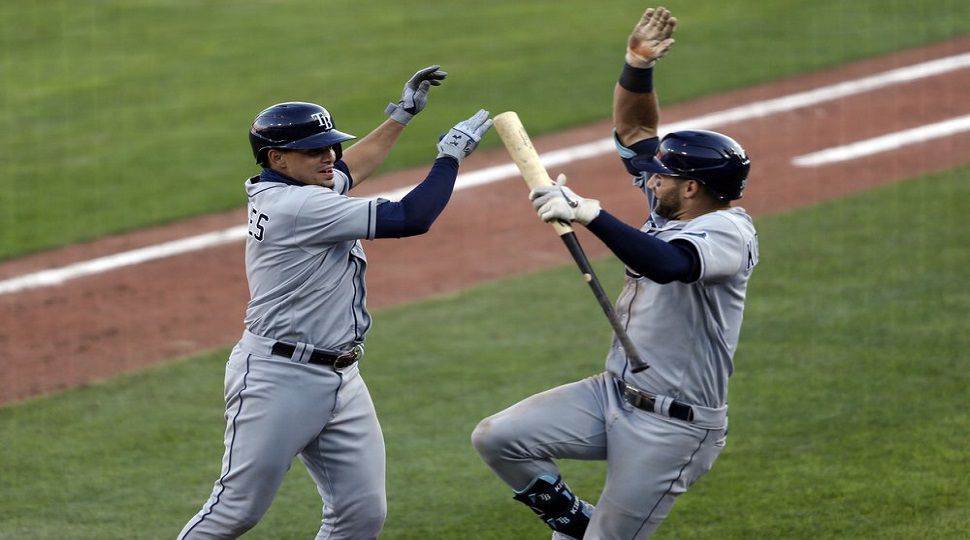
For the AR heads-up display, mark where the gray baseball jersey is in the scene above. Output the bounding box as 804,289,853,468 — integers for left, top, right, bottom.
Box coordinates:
244,165,378,350
179,164,388,540
607,197,759,409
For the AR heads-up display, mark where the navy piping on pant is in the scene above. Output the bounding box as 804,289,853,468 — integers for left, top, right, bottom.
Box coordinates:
635,429,713,538
181,354,252,538
350,256,362,342
619,279,640,380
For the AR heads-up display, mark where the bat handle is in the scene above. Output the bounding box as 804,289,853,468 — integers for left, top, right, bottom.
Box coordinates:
559,233,650,373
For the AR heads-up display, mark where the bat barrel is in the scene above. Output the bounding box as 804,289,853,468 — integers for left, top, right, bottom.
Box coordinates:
493,112,573,236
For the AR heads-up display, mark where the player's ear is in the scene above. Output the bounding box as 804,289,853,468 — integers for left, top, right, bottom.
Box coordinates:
688,179,722,203
682,178,701,198
268,149,286,168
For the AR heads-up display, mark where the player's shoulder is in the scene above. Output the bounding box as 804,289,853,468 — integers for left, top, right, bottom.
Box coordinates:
693,207,753,229
685,207,756,239
248,184,340,223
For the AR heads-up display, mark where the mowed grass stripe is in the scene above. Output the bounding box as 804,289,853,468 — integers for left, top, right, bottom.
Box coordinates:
6,50,968,296
2,166,967,538
1,0,967,259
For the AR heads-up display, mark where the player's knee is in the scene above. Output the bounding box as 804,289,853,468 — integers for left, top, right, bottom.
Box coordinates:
360,492,388,531
339,512,385,539
234,501,269,532
471,416,509,461
330,490,386,537
356,512,386,539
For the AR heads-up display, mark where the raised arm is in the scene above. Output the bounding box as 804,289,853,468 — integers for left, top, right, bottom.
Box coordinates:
342,65,447,186
340,118,406,186
373,110,493,238
613,6,677,146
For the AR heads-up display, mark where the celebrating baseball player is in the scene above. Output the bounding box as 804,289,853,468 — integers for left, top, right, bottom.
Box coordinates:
178,66,492,539
472,7,758,539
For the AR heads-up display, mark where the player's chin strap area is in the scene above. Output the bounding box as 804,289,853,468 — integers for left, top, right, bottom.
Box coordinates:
614,377,728,429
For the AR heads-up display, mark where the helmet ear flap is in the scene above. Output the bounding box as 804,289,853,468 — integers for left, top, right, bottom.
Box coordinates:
251,137,272,166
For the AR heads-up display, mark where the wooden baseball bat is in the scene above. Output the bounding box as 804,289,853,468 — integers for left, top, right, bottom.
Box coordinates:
493,111,650,373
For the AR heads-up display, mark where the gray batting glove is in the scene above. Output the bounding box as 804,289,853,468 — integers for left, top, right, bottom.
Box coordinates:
385,65,448,125
436,109,493,163
530,174,601,225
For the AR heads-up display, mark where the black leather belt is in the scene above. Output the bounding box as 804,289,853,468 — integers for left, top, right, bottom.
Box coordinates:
616,379,694,423
271,342,361,368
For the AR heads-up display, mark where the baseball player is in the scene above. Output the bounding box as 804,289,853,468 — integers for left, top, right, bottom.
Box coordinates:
178,66,492,539
472,7,758,539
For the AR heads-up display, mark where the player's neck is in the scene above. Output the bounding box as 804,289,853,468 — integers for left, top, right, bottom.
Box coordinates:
676,201,730,221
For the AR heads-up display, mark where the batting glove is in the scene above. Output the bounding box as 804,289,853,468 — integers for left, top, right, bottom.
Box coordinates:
385,65,448,125
436,109,493,163
625,6,677,68
530,174,601,225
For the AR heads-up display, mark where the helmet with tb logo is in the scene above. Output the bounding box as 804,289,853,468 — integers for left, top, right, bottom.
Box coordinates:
249,102,357,165
632,129,750,201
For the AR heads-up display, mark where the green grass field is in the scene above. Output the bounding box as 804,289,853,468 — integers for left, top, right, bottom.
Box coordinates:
2,1,968,538
1,167,967,539
1,0,968,259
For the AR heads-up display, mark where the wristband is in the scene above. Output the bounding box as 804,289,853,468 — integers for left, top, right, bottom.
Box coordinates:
618,63,654,93
385,102,414,126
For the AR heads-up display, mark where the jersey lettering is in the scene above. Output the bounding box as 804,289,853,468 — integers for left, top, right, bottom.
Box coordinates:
248,207,269,241
745,235,759,273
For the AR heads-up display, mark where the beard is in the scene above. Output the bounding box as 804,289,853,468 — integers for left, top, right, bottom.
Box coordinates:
654,191,683,219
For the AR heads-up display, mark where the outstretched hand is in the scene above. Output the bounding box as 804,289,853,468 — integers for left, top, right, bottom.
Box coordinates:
529,174,602,225
626,6,677,68
436,109,493,163
386,65,448,125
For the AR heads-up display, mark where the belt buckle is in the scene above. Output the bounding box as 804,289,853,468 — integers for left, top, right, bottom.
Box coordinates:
334,344,363,369
623,384,655,412
622,385,641,408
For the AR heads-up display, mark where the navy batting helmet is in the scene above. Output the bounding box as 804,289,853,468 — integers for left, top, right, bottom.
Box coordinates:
249,102,356,166
631,130,750,201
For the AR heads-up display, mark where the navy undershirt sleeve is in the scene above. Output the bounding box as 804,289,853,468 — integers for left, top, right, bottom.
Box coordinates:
585,211,701,283
374,157,459,238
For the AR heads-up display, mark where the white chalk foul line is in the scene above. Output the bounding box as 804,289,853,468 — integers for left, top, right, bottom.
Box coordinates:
792,113,970,167
0,227,249,295
2,51,969,296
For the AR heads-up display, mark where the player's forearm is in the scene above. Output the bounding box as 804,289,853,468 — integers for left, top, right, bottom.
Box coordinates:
612,65,659,146
341,119,407,186
373,157,459,238
586,210,698,283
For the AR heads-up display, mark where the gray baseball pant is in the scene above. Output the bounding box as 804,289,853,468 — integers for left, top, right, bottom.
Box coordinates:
179,332,386,539
472,372,727,539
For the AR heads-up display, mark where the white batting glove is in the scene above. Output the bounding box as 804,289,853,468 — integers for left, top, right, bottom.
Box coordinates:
385,65,448,125
626,6,677,68
436,109,493,163
529,174,601,225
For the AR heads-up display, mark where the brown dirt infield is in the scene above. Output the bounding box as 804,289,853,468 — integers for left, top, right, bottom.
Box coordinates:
2,37,968,405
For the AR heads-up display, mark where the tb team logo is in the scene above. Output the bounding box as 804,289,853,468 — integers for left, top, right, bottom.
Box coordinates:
310,109,334,131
